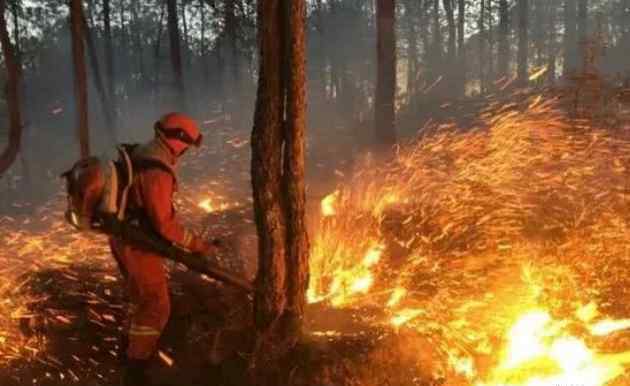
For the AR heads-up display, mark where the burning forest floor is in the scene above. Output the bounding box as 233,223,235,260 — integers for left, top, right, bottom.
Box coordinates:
2,94,630,386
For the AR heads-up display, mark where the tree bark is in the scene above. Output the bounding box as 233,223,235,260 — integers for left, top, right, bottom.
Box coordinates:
563,0,577,75
0,0,22,176
250,0,309,383
517,0,529,85
166,0,185,108
70,0,90,158
498,0,509,78
375,0,396,146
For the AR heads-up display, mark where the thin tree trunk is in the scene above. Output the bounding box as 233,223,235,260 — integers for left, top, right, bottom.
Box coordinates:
487,0,495,84
181,0,190,67
10,0,19,65
375,0,396,146
103,0,115,103
457,0,465,94
432,0,442,66
81,11,116,142
547,0,557,83
0,0,22,176
563,0,577,76
250,0,309,383
479,0,486,93
406,0,417,105
70,0,90,158
442,0,455,63
131,0,145,89
498,0,509,78
225,0,240,126
166,0,185,108
200,0,209,92
577,0,587,67
517,0,529,85
154,3,166,90
442,0,455,93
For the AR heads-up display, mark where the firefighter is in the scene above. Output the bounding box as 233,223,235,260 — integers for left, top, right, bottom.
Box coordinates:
110,112,215,385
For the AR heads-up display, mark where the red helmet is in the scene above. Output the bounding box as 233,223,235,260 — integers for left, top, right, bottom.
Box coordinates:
154,112,203,154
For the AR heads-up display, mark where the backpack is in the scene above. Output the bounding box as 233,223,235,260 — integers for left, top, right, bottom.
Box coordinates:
62,144,174,231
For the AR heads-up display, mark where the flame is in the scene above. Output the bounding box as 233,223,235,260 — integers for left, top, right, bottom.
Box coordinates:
198,198,215,213
481,309,630,386
589,319,630,336
321,190,339,217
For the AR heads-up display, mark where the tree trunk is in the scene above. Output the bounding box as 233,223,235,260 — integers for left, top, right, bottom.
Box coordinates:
181,0,189,67
479,0,486,93
457,0,465,94
166,0,185,109
563,0,577,76
250,0,309,384
498,1,512,76
442,0,455,63
375,0,396,146
103,0,115,105
487,0,495,85
131,0,146,90
547,0,557,83
577,0,587,67
0,0,22,176
406,0,417,106
442,0,455,94
10,0,19,65
70,0,90,158
225,0,241,128
81,12,116,143
154,3,166,91
517,0,529,85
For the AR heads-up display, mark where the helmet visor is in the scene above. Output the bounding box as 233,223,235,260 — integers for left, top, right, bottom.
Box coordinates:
158,126,203,147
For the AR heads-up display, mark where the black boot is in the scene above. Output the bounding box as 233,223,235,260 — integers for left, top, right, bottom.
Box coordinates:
121,359,150,386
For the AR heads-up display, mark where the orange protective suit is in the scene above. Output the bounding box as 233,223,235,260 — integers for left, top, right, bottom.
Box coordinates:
110,137,208,360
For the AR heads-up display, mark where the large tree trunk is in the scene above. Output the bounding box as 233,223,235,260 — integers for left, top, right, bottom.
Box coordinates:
0,0,22,176
517,0,529,85
81,12,116,143
498,0,509,78
250,0,309,384
375,0,396,146
166,0,185,109
70,0,90,158
563,0,577,76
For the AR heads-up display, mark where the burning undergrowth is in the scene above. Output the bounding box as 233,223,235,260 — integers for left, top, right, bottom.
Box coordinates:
307,94,630,385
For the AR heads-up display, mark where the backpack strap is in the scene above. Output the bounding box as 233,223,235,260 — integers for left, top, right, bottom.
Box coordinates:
116,145,135,220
